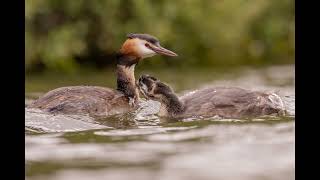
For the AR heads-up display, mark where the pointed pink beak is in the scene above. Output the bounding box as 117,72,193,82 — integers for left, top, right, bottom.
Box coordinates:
146,43,178,57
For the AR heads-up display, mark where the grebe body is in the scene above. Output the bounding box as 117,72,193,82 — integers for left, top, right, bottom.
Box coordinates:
138,75,285,119
28,86,131,117
28,34,178,117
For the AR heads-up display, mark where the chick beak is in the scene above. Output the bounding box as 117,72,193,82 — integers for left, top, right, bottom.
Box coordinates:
146,43,178,57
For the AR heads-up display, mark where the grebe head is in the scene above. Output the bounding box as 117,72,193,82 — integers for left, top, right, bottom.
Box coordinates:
116,34,177,104
120,33,178,59
138,74,184,117
138,74,173,101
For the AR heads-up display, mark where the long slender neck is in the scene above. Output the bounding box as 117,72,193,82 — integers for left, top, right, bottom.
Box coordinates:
158,92,185,117
116,54,140,101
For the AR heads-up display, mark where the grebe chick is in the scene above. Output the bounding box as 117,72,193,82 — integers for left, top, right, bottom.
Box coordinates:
138,75,285,119
28,34,178,117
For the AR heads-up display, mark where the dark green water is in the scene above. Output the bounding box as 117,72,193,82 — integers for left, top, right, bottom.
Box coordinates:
25,65,295,180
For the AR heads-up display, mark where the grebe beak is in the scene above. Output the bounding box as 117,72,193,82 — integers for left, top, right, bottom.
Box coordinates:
146,43,178,57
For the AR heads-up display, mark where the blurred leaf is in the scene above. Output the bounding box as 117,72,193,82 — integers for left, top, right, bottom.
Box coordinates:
25,0,294,72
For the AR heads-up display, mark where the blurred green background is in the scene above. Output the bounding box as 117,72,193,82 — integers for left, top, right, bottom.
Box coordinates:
25,0,294,74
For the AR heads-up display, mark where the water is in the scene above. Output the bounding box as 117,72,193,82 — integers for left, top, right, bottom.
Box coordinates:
25,65,295,180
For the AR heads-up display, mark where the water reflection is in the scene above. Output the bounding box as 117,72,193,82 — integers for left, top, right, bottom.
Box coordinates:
26,121,294,180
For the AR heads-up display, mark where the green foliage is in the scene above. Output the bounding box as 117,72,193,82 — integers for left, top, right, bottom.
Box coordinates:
25,0,294,72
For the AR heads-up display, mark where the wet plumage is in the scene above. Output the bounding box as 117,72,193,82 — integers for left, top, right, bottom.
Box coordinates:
138,75,285,119
28,86,132,117
180,87,284,118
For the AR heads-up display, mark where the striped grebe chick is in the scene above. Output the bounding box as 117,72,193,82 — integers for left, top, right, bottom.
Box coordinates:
138,75,285,119
27,34,178,117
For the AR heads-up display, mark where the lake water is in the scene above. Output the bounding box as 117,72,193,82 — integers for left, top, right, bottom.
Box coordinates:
25,65,295,180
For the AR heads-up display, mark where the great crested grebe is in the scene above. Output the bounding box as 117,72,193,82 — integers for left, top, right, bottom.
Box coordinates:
28,33,178,117
138,75,285,119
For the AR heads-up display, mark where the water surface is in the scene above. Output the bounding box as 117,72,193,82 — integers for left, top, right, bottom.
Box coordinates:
25,65,295,180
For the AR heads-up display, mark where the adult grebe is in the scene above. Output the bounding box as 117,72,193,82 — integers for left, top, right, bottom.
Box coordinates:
28,34,178,117
138,75,285,119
